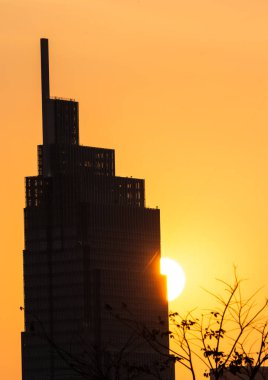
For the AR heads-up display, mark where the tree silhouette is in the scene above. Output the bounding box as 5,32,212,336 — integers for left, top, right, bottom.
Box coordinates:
109,270,268,380
20,306,173,380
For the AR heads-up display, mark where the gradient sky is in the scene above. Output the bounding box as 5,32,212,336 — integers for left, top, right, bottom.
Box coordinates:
1,1,268,378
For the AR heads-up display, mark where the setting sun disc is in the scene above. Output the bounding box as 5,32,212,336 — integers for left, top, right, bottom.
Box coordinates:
160,257,186,301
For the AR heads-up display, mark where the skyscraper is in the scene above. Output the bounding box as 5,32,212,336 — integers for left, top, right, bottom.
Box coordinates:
21,39,174,380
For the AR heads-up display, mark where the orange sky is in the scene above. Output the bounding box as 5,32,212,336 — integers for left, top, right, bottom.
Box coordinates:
1,1,268,378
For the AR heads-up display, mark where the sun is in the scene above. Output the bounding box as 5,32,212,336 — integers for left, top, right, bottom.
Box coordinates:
160,257,186,301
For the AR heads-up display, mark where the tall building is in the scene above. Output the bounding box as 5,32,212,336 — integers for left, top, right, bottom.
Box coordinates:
21,39,174,380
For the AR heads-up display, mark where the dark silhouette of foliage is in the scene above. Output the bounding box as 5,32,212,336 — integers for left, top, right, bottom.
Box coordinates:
20,306,172,380
21,270,268,380
108,271,268,380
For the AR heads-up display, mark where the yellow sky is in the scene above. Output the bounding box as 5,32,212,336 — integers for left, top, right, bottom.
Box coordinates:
1,0,268,378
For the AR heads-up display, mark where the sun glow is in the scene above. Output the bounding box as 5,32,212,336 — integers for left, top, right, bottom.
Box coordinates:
160,258,186,301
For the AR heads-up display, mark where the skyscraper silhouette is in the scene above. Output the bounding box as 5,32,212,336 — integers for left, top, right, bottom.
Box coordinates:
21,39,174,380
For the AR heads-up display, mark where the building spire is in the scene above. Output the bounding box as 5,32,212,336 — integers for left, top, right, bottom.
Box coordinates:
40,38,50,147
40,38,50,102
